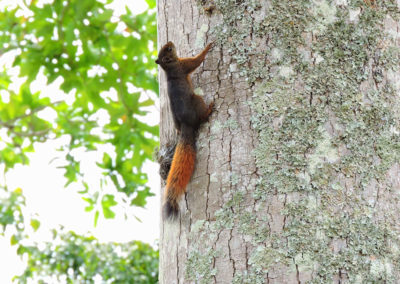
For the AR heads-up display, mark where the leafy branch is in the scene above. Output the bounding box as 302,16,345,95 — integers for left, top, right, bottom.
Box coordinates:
0,0,158,219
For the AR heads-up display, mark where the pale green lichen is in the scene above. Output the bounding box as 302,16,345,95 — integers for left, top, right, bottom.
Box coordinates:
187,0,400,282
195,24,209,49
191,219,206,233
369,259,390,278
185,248,218,284
309,0,337,34
270,48,284,62
209,172,219,183
223,118,238,131
210,120,223,134
230,172,240,186
294,253,317,273
186,220,219,283
278,66,294,78
194,87,204,96
308,126,339,174
237,212,269,244
210,119,238,134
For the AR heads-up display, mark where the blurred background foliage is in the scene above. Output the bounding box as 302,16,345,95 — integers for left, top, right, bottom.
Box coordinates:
0,0,159,282
16,230,159,283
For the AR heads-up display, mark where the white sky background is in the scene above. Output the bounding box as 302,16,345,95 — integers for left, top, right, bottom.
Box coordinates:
0,0,160,282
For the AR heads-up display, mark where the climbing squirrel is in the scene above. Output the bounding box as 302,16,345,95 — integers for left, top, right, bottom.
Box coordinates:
156,41,213,220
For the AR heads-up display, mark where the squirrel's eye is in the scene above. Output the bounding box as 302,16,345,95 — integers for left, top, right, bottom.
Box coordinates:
167,47,172,52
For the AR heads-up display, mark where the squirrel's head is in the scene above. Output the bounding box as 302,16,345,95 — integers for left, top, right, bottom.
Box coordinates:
155,41,178,69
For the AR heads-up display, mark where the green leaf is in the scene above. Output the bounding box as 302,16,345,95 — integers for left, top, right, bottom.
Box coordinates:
30,219,40,231
10,234,19,246
139,98,155,107
145,0,156,9
101,194,117,219
101,153,112,169
94,210,100,227
82,197,95,212
131,188,153,207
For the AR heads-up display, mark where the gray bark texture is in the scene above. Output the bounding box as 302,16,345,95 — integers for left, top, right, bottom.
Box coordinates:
158,0,400,283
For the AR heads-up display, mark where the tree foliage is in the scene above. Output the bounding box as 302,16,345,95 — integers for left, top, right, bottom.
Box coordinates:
0,186,158,283
0,0,158,219
16,230,159,283
0,0,159,281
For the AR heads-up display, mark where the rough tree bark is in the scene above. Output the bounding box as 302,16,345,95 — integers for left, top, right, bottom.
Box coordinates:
158,0,400,283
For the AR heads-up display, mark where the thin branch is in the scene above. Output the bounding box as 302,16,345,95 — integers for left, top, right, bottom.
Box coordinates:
0,100,63,128
3,126,51,138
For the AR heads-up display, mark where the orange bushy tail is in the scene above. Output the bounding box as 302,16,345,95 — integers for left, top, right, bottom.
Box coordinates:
163,140,196,220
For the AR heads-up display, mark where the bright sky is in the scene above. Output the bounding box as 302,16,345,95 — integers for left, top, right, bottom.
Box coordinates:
0,0,159,282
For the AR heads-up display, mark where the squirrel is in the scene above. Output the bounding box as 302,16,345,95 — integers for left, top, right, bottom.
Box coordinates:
156,41,213,220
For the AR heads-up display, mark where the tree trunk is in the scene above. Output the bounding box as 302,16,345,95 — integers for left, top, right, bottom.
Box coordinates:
158,1,400,283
